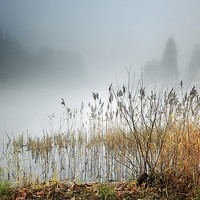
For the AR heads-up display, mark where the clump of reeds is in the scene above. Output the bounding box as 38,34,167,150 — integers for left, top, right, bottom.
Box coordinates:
1,72,200,196
108,71,200,194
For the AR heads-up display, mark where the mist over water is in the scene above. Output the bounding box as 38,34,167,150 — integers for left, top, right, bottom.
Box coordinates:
1,0,200,139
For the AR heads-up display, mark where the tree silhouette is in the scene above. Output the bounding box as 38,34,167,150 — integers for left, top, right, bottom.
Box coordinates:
0,27,85,85
161,37,179,81
187,43,200,80
143,59,160,86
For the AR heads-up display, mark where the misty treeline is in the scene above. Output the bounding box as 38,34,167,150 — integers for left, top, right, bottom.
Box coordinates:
0,28,84,85
1,28,200,87
144,37,200,87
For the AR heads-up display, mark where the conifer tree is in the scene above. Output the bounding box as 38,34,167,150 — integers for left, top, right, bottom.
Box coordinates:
143,59,160,86
161,37,179,81
187,43,200,80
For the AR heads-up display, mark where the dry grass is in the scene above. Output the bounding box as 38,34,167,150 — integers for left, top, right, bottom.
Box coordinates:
0,74,200,199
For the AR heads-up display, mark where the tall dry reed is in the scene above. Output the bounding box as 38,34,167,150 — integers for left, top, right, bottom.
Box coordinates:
1,73,199,195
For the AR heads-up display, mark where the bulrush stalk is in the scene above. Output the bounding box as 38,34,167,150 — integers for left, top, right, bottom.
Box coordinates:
1,74,200,197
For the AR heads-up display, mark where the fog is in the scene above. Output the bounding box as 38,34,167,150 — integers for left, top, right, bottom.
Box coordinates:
1,1,200,139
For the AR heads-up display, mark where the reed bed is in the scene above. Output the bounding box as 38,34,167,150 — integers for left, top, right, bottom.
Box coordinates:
0,76,200,197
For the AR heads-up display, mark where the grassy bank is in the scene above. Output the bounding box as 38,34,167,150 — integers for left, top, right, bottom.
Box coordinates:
2,178,199,199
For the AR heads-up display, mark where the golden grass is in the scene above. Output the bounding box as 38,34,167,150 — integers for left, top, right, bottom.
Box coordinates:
0,78,200,198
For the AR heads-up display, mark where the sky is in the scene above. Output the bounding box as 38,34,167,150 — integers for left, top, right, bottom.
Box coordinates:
0,0,200,139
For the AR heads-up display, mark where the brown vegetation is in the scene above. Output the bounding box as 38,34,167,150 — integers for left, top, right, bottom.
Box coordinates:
0,75,200,199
